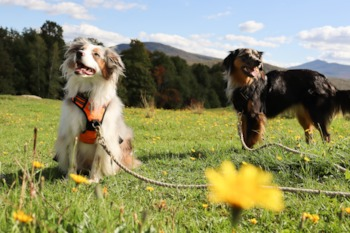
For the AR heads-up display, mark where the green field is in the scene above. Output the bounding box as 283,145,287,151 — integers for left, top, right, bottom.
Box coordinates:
1,95,350,232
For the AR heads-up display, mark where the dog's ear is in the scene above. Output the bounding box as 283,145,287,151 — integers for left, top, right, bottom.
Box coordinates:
106,49,125,71
258,51,264,59
223,49,240,72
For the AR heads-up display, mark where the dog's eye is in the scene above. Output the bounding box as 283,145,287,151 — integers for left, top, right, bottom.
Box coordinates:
93,52,100,57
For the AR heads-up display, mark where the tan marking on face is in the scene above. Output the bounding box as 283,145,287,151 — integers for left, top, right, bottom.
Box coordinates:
92,48,109,80
231,58,253,87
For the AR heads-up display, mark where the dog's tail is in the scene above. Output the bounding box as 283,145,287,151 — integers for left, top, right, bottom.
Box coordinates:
336,90,350,114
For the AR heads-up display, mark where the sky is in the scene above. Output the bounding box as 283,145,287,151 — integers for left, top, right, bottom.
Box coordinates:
1,0,350,67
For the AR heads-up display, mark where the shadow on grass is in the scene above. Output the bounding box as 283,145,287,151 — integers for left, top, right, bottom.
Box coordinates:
138,147,239,163
1,166,64,187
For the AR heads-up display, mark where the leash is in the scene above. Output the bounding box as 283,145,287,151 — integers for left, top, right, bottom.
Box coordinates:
94,125,350,196
95,125,208,189
236,116,347,172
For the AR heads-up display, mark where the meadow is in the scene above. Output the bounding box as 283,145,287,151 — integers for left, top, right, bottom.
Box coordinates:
1,95,350,232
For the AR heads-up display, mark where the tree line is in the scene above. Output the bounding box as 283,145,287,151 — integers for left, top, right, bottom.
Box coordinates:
0,21,228,108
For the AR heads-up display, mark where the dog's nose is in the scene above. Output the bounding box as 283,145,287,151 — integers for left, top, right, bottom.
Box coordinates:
76,50,85,60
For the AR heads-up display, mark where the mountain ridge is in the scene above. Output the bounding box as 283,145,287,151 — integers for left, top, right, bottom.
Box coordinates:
114,42,350,79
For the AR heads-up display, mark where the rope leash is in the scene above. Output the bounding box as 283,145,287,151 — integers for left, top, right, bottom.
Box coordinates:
96,126,207,189
237,118,347,172
95,126,350,196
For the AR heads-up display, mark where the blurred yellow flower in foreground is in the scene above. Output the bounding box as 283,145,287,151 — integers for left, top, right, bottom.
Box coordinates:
205,161,284,212
69,174,90,184
13,210,33,223
302,212,320,223
32,161,44,169
344,207,350,214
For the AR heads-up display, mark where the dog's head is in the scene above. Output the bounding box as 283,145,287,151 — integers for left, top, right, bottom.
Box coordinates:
223,48,264,88
61,38,124,83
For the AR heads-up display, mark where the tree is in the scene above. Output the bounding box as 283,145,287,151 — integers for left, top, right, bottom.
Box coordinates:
40,20,65,98
0,27,16,94
120,40,156,106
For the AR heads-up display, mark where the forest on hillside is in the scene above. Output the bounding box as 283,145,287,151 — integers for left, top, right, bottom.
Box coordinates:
0,21,227,109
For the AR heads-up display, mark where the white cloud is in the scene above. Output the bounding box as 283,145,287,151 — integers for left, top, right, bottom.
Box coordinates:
265,36,290,44
206,10,231,20
139,32,227,58
0,0,93,20
84,0,147,10
239,20,264,33
63,24,130,46
298,26,350,64
224,34,278,48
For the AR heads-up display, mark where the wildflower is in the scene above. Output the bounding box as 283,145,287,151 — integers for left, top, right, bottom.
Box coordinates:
302,212,319,223
72,187,78,192
103,186,108,196
344,207,350,214
205,161,284,211
249,218,258,225
32,161,44,169
13,210,33,223
69,174,90,184
191,149,196,153
146,186,154,192
162,171,168,176
158,200,167,210
311,214,320,223
190,157,196,161
276,156,282,161
202,204,209,209
303,156,310,162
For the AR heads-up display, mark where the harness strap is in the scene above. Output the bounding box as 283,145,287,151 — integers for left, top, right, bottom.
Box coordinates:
72,94,108,144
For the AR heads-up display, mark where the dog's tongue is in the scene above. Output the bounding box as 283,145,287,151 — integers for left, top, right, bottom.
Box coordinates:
75,63,95,75
75,67,95,75
251,67,260,78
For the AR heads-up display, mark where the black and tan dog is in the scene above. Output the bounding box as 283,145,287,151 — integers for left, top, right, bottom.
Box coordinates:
224,48,350,148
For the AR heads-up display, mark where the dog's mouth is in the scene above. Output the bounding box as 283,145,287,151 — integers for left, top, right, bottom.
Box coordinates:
242,65,260,78
75,62,96,76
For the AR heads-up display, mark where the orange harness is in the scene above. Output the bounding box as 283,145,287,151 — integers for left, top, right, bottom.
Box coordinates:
72,94,108,144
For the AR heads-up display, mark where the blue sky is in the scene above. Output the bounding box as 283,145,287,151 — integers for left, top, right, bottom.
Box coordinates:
1,0,350,67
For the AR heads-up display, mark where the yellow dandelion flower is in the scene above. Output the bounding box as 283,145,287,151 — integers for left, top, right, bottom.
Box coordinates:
103,186,108,196
302,212,319,223
162,171,168,175
72,187,78,192
69,174,90,184
205,161,284,211
13,210,33,223
202,204,209,209
249,218,258,224
303,156,310,162
191,149,196,153
146,186,154,192
190,157,196,161
276,156,282,161
311,214,320,223
344,207,350,214
32,161,44,169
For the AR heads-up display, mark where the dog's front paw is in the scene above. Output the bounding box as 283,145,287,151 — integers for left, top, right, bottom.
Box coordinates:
88,177,100,183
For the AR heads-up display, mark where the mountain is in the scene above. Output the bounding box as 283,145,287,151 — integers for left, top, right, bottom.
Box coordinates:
289,60,350,79
114,42,221,66
114,41,350,83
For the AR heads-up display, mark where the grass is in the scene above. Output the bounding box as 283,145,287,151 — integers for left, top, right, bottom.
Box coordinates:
1,95,350,232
